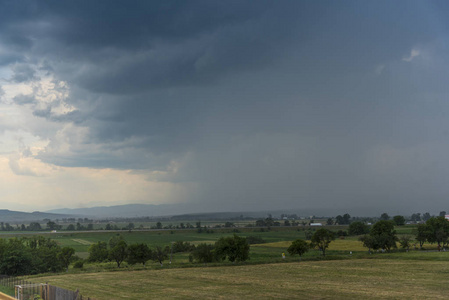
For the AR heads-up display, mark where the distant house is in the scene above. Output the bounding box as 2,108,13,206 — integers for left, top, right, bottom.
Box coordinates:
310,223,322,226
445,215,449,221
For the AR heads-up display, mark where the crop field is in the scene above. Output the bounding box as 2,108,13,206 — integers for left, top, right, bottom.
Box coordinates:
34,257,449,299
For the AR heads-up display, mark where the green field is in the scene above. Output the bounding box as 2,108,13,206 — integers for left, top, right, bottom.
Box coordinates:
3,224,447,298
34,257,449,299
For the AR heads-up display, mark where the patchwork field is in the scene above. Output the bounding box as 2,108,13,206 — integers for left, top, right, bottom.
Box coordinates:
34,258,449,299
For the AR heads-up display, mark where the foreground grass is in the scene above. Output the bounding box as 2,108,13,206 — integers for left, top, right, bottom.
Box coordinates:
33,258,449,299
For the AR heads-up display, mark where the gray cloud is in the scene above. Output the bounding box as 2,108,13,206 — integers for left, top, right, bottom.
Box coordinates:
1,1,449,214
10,64,38,83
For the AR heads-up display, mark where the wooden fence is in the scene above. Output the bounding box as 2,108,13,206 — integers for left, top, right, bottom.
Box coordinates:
0,275,93,300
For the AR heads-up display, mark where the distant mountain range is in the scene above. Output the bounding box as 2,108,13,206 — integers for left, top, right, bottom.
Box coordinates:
46,203,203,219
45,203,341,219
0,209,72,223
45,203,306,219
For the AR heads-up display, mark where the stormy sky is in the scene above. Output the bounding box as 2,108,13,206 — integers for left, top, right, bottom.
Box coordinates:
0,0,448,215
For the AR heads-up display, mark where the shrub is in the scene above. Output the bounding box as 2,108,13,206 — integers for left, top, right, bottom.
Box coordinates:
73,260,84,269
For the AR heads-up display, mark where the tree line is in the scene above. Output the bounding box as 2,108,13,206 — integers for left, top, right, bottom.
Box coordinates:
0,236,75,276
87,234,251,268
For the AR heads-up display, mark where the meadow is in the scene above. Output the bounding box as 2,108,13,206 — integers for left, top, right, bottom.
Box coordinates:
5,223,447,299
34,258,449,299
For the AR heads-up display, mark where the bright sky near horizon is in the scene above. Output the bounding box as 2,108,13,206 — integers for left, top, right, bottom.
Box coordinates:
0,1,449,215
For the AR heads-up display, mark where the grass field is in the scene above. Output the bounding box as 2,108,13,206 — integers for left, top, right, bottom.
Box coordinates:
33,258,449,299
3,224,447,299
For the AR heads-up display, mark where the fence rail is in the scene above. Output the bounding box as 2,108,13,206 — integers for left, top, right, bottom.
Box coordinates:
0,276,93,300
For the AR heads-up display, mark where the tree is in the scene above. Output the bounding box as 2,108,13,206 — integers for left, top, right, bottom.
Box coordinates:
370,220,397,251
109,240,128,267
46,221,57,230
411,213,421,222
399,235,413,252
127,243,152,266
66,224,75,231
359,234,376,254
0,241,33,276
422,212,431,221
152,246,169,266
335,215,344,225
425,216,449,247
335,214,350,225
57,247,75,272
413,223,429,249
326,218,333,225
380,213,390,221
156,222,162,229
190,243,216,264
109,235,125,249
88,241,109,262
287,239,309,260
310,229,335,257
393,215,406,226
343,214,351,224
28,222,41,231
348,221,370,236
439,211,447,217
215,234,250,263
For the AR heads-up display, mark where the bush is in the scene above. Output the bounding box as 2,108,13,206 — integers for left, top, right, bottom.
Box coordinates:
73,260,84,269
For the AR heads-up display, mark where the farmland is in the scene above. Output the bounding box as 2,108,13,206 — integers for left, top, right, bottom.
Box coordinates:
34,258,449,299
2,223,447,298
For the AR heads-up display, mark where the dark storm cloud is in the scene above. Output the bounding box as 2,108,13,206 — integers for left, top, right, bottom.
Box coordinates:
10,64,38,83
2,1,449,214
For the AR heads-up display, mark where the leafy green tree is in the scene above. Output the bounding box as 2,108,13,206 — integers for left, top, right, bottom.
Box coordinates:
359,234,376,254
109,235,125,249
287,239,309,260
399,235,413,252
413,223,429,249
46,221,57,230
326,218,333,225
215,234,250,263
190,243,216,264
172,241,195,253
335,214,350,225
28,222,41,231
348,221,370,236
109,240,128,267
393,215,405,226
380,213,390,221
127,243,152,266
439,211,447,217
156,222,162,229
152,246,169,266
335,215,344,225
370,220,397,251
311,229,335,257
0,240,33,276
66,224,75,231
57,247,75,271
88,241,109,262
425,216,449,247
422,212,431,221
411,213,421,222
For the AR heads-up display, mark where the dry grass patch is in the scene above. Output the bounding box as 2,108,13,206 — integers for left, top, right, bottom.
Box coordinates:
35,259,449,299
